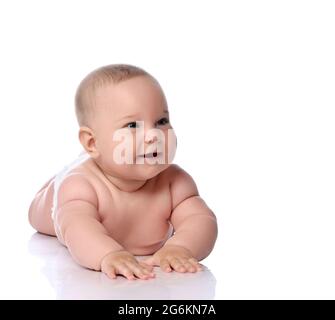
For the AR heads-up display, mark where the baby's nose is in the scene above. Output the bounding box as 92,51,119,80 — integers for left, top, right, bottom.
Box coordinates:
144,134,158,144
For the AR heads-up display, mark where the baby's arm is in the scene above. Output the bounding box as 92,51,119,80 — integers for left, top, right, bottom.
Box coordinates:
144,165,217,273
54,175,154,280
164,165,218,261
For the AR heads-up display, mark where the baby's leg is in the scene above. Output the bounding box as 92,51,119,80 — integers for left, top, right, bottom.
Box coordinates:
28,176,57,236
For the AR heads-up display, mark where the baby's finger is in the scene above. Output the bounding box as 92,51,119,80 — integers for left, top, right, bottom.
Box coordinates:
139,262,155,273
160,258,172,272
188,258,203,271
179,258,196,273
169,258,186,273
117,264,136,280
125,262,154,280
105,266,117,279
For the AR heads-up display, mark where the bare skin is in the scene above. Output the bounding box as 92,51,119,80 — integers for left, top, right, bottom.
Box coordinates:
28,76,218,280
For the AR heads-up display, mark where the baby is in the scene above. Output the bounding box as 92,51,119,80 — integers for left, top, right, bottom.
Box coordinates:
28,64,218,280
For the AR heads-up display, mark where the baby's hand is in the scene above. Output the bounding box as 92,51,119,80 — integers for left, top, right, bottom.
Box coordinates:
143,245,203,273
101,250,155,280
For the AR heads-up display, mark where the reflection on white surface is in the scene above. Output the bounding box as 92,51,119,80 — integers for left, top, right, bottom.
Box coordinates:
27,233,216,300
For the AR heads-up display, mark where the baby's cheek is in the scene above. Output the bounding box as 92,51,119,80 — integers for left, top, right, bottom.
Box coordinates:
110,133,136,165
166,129,177,163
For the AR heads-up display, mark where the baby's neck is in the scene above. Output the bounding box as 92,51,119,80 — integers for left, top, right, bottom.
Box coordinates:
89,159,147,192
102,173,147,193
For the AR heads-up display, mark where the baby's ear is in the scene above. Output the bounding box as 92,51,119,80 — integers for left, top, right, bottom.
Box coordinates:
79,126,99,158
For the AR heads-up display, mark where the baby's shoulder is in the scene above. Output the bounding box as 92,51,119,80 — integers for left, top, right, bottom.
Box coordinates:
56,171,99,208
160,164,195,185
160,164,199,208
161,163,183,175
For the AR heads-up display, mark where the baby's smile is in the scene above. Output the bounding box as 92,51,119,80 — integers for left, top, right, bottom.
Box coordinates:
138,151,159,158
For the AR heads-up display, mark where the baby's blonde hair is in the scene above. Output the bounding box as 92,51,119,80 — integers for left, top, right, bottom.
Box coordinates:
75,64,156,127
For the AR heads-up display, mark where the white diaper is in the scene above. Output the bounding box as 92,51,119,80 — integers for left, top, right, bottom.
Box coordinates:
51,150,91,220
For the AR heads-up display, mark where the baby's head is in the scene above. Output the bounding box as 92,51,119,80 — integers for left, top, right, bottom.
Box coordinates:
75,64,177,181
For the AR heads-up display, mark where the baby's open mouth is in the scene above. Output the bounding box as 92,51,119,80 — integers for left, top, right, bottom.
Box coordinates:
138,152,160,158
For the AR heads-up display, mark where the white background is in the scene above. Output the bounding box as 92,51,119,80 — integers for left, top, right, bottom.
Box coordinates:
0,0,334,299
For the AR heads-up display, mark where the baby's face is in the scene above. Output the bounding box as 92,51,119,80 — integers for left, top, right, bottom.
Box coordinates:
90,76,177,181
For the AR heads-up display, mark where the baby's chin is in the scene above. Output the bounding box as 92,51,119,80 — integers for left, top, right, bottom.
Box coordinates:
131,162,171,180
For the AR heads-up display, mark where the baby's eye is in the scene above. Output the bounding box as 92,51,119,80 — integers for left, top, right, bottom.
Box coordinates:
125,121,138,129
157,117,169,126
